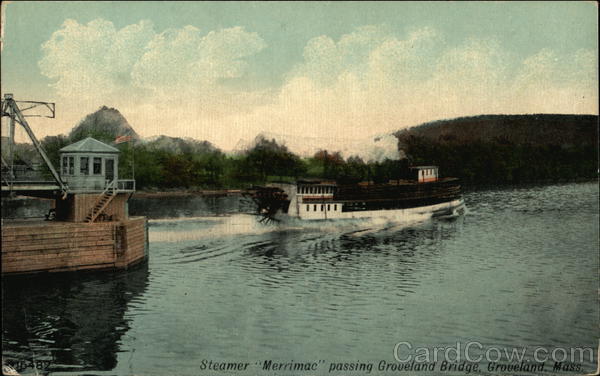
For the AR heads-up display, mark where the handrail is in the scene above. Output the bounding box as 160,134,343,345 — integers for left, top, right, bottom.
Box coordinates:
116,179,136,191
98,179,116,197
86,179,117,223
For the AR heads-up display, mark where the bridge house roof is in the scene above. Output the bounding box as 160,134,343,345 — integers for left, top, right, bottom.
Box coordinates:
59,137,119,154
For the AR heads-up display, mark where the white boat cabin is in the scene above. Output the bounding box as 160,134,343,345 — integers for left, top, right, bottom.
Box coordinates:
410,166,438,183
270,180,345,220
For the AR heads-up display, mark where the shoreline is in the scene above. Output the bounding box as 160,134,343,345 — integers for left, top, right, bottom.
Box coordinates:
129,189,243,198
1,179,596,201
132,178,597,197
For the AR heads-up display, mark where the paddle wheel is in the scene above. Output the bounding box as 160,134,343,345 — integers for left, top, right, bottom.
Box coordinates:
243,186,290,224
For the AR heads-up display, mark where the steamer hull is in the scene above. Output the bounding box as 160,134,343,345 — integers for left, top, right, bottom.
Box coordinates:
280,198,465,222
249,167,465,223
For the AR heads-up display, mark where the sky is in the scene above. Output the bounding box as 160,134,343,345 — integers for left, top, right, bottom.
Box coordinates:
1,1,598,151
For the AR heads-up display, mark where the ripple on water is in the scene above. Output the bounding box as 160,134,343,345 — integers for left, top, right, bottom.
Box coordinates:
2,182,598,375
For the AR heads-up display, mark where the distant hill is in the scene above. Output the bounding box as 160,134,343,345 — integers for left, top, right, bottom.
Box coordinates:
144,135,218,155
395,114,598,147
68,106,140,144
394,114,598,184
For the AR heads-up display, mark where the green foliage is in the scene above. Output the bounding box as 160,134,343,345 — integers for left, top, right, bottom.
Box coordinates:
244,137,306,180
40,135,71,167
401,135,598,185
32,110,597,190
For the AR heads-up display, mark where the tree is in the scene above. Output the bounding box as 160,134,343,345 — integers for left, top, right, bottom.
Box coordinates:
244,137,304,181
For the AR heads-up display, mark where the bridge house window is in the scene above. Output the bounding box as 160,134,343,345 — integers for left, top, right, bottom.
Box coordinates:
306,205,309,211
313,204,317,211
68,157,74,175
62,156,68,175
93,157,102,175
62,156,75,175
80,157,89,175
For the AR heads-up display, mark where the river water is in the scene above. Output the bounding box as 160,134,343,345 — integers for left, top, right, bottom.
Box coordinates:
2,182,598,375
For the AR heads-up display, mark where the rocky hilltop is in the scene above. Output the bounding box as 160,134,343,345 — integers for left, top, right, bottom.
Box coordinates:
68,106,140,143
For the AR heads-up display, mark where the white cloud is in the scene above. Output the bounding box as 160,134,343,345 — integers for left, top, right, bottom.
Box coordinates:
39,19,267,106
39,19,155,99
131,25,266,95
37,21,598,152
257,25,597,146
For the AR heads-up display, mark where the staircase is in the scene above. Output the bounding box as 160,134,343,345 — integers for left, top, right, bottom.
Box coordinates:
85,180,117,223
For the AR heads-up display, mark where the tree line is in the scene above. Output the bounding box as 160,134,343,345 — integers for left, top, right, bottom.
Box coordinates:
36,134,408,190
31,130,598,190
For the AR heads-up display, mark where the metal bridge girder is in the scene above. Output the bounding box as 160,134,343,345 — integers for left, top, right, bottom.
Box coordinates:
1,94,67,196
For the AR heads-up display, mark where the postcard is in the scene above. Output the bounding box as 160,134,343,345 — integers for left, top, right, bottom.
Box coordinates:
1,2,598,376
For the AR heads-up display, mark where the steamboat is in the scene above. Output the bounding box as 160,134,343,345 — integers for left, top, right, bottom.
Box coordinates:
246,166,465,223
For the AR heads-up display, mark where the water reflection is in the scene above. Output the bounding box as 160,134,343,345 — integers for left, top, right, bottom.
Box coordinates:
2,264,149,374
129,195,240,219
1,182,597,375
240,217,464,294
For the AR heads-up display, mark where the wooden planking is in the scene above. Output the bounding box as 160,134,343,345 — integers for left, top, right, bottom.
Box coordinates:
2,224,114,237
3,249,115,273
52,193,129,222
2,230,114,243
3,240,116,254
2,236,115,249
2,241,115,255
115,217,147,267
3,248,115,266
2,252,116,273
2,217,147,275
